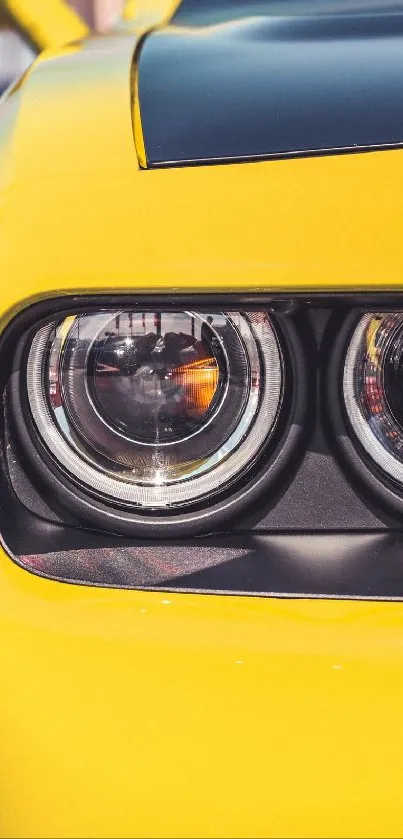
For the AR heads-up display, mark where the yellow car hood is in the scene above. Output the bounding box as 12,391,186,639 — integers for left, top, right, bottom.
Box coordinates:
0,33,403,327
1,25,403,839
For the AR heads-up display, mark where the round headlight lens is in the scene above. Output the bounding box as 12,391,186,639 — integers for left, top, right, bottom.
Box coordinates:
90,315,224,445
344,312,403,485
26,310,283,509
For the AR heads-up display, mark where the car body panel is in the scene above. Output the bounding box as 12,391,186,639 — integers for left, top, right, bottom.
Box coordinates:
2,8,403,839
2,0,89,50
1,545,403,839
1,34,403,332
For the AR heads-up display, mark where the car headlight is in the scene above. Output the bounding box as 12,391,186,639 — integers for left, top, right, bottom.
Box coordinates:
343,312,403,487
6,295,403,597
13,308,294,534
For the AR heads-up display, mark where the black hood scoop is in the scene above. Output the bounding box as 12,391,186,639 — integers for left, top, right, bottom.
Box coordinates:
137,10,403,167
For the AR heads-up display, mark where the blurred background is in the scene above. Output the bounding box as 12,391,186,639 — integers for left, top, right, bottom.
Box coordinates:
0,1,124,94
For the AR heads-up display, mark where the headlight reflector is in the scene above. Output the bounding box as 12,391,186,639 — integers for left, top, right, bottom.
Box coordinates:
26,310,283,510
344,312,403,486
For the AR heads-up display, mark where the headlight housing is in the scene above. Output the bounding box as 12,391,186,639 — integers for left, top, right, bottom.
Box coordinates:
8,304,305,537
10,293,403,599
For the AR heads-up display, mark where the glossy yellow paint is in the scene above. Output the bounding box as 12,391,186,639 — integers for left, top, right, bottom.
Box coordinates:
0,35,403,333
1,0,89,51
122,0,182,28
1,545,403,839
2,25,403,839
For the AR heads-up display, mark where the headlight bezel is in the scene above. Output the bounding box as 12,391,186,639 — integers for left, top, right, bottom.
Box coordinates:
7,294,309,538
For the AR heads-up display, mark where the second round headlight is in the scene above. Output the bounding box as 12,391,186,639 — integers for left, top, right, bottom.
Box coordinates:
26,310,283,510
343,312,403,487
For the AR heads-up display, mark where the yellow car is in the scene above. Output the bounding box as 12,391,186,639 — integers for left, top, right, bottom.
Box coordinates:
2,1,403,837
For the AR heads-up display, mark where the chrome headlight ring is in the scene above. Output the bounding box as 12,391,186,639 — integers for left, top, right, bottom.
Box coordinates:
327,309,403,519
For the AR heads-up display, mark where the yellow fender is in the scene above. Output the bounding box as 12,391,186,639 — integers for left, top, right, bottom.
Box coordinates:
1,0,89,51
121,0,181,27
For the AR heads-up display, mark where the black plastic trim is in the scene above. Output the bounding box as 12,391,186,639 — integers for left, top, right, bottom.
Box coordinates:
14,530,403,601
3,431,403,598
147,143,403,170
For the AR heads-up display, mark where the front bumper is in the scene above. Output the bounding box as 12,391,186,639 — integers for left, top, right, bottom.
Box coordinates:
1,545,402,839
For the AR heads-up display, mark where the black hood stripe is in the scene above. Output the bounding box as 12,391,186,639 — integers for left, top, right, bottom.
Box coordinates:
138,10,403,167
